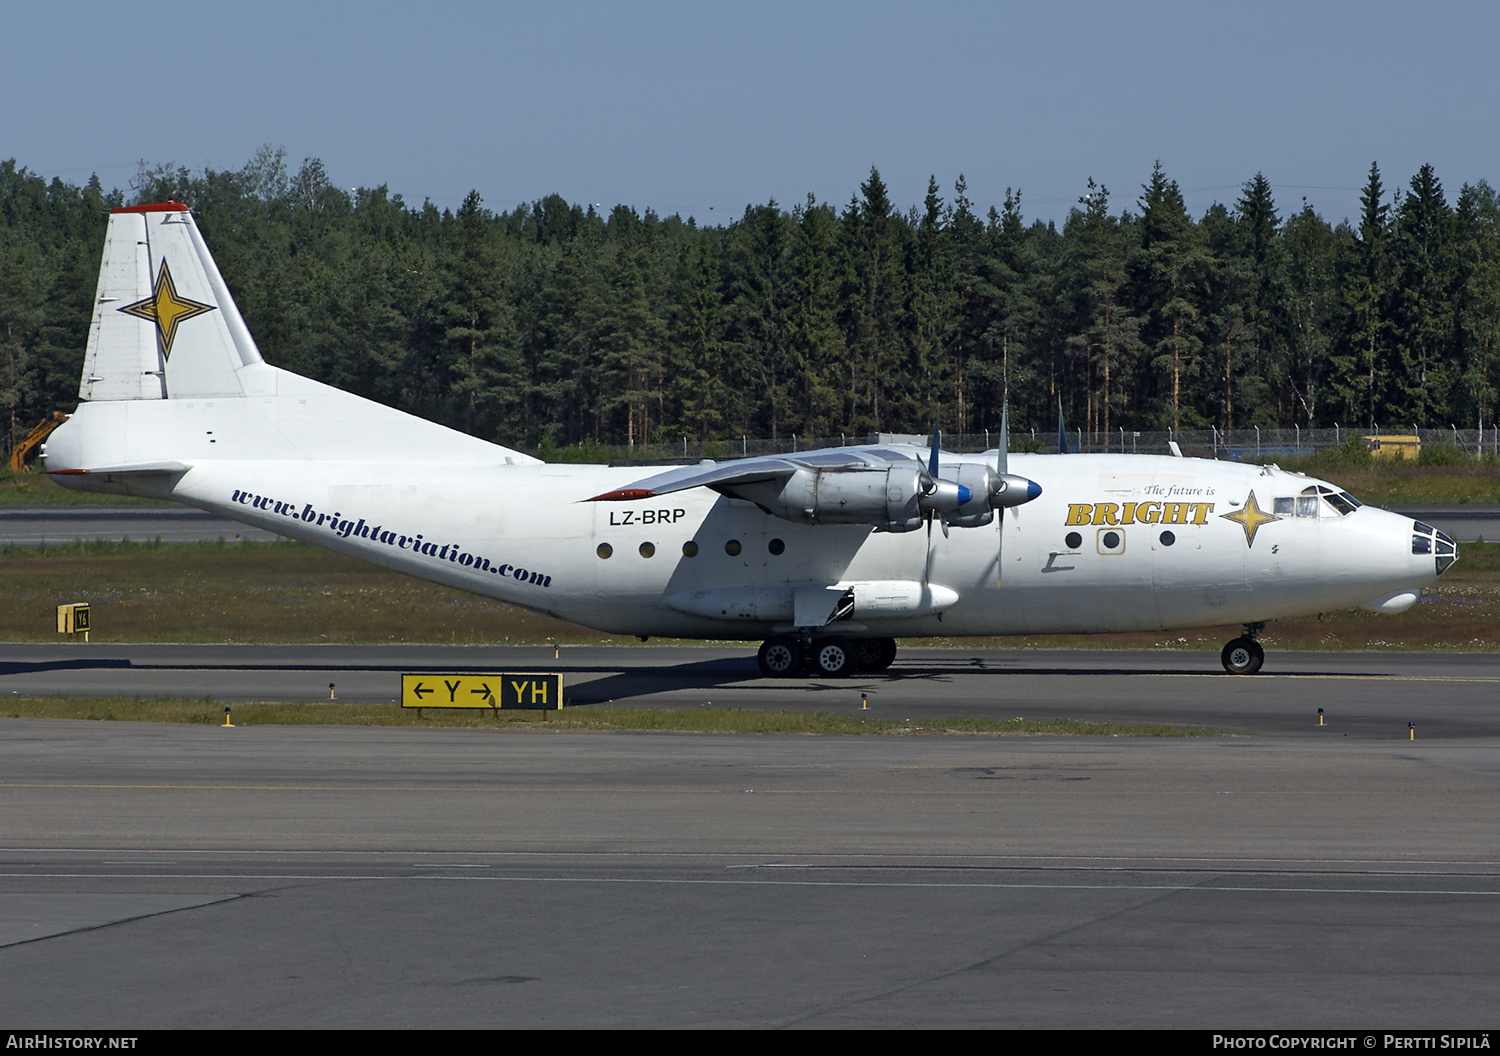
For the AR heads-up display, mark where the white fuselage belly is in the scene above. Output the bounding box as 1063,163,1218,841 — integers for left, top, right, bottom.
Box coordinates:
50,398,1434,640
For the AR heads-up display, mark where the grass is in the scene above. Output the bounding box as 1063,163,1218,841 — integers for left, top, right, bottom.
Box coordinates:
3,536,1500,651
1262,442,1500,505
0,537,619,645
0,695,1214,736
0,467,169,505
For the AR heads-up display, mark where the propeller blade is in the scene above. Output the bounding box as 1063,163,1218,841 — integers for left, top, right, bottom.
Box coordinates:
997,403,1009,586
998,404,1008,476
996,509,1005,587
924,510,934,583
928,418,941,480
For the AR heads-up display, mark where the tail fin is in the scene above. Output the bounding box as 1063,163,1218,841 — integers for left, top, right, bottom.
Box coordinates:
81,203,270,401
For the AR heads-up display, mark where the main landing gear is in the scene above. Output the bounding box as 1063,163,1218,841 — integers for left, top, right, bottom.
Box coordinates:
756,635,898,678
1221,622,1266,675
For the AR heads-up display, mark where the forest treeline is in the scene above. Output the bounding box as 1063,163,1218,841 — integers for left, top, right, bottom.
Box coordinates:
3,148,1500,453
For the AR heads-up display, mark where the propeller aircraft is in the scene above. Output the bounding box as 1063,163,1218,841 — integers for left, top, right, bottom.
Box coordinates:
40,204,1457,678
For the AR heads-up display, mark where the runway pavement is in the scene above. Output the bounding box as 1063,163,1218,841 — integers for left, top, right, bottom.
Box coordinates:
2,642,1498,738
4,502,1497,545
2,644,1499,1027
0,505,283,546
1388,504,1500,542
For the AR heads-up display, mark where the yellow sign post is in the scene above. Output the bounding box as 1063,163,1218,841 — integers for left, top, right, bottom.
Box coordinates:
56,603,90,642
401,673,563,712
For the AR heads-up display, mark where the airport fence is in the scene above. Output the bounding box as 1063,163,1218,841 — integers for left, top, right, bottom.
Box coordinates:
602,425,1500,463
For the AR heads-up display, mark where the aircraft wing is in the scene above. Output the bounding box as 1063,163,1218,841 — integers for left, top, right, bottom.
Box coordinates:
586,448,915,502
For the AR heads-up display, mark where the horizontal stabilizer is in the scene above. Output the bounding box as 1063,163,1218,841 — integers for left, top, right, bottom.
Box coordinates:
48,461,190,476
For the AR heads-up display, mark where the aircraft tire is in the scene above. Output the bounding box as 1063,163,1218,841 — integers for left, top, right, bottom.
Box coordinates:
757,637,804,678
1221,637,1265,675
856,637,898,672
812,637,857,678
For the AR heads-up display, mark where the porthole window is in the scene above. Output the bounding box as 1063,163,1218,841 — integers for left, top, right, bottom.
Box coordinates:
639,542,655,558
1097,529,1126,555
596,543,613,559
682,541,699,557
768,538,785,555
1065,531,1083,550
1159,530,1176,547
725,539,742,556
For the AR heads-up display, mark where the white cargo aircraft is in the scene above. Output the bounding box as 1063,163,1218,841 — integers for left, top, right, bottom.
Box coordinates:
42,203,1456,677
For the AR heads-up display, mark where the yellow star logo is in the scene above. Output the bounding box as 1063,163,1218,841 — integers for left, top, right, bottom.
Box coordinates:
119,260,216,359
1220,490,1280,548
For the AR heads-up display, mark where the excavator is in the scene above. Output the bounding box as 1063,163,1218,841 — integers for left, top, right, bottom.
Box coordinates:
8,412,69,472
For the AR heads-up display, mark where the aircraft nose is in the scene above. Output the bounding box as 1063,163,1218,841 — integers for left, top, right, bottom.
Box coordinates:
1435,529,1458,576
1409,519,1459,576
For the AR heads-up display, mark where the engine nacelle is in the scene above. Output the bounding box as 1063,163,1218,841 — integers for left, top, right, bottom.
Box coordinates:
720,461,1040,533
724,465,928,532
946,463,997,527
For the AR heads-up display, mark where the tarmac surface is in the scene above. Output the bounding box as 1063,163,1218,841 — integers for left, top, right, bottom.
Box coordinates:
3,502,1498,544
1,643,1498,738
0,505,282,546
2,644,1499,1027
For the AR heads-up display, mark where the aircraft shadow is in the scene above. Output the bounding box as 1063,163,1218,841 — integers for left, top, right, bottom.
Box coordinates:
0,658,133,676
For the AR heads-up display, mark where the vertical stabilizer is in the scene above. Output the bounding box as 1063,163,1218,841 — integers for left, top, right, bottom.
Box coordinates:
79,203,268,402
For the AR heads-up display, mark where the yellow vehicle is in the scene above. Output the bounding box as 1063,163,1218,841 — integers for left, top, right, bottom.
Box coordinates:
8,411,69,471
1364,433,1421,460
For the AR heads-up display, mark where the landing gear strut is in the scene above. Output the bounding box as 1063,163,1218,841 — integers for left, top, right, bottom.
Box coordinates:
1221,622,1266,675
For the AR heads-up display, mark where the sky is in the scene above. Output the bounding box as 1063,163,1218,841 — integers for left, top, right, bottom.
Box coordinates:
7,1,1499,228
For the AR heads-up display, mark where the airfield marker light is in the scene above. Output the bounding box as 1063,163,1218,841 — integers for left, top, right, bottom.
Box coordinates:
1409,722,1416,740
329,683,335,700
861,693,868,711
554,644,560,660
1318,708,1324,726
222,706,234,728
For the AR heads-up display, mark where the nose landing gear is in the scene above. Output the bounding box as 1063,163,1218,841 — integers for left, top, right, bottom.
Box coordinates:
1221,622,1266,675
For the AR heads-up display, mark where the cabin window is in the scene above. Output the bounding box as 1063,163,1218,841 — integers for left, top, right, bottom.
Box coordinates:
682,541,699,557
1159,530,1176,546
1065,531,1083,550
596,543,613,559
768,538,785,555
1274,497,1295,516
725,539,742,556
639,542,655,558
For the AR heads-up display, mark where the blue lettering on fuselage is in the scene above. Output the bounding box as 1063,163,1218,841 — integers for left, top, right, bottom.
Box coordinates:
229,487,551,588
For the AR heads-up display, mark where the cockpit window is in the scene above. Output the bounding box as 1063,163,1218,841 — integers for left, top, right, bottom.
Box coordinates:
1323,492,1356,516
1280,488,1341,518
1413,521,1459,575
1300,485,1357,516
